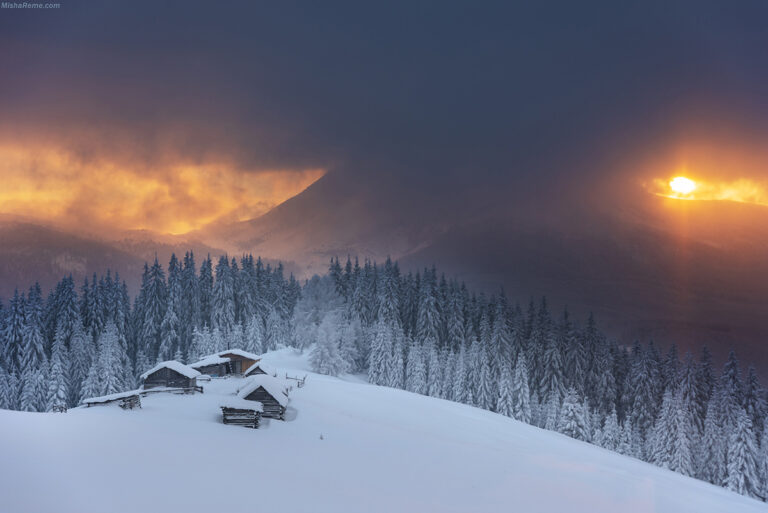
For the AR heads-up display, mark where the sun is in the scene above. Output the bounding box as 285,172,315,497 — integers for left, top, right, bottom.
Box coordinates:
669,176,696,195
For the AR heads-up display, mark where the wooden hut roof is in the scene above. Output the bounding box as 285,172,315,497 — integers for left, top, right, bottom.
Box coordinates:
243,362,274,376
82,389,141,405
140,361,201,381
237,375,290,407
219,398,264,412
214,349,261,361
189,355,231,369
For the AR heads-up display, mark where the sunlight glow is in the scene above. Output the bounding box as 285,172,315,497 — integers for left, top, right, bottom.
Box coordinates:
648,175,768,207
669,176,696,195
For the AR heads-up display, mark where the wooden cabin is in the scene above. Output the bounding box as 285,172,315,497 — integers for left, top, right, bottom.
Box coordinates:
237,375,289,420
189,355,231,377
140,361,201,390
216,349,260,375
190,349,261,376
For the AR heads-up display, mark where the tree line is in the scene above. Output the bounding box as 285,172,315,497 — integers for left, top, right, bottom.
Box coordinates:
301,256,768,501
0,253,299,411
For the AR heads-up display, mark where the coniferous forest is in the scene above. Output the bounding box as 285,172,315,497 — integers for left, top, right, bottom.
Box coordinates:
1,253,767,501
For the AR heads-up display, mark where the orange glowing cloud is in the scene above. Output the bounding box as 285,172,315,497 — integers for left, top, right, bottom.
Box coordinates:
635,134,768,209
0,144,325,235
648,174,768,207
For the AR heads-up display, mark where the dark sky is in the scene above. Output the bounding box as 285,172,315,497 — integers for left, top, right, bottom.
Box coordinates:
3,1,768,191
3,1,768,369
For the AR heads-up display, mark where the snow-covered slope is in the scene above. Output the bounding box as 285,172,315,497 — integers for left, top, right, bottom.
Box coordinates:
0,349,764,513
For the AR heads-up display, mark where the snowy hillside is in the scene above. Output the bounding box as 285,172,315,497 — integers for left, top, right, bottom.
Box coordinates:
0,348,764,513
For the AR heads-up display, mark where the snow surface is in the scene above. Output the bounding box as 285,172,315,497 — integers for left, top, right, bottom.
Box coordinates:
1,348,766,513
139,360,201,380
237,374,290,407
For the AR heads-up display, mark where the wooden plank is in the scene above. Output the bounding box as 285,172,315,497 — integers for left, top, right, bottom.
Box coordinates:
221,407,260,428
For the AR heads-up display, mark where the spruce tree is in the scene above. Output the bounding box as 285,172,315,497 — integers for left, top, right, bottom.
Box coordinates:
562,310,586,396
426,345,442,398
495,361,514,417
2,290,25,372
700,389,727,484
310,313,346,376
405,342,426,395
543,395,560,431
67,323,92,407
212,256,235,334
598,409,620,451
158,298,180,363
142,257,167,360
726,407,760,498
452,346,469,404
743,366,766,437
475,343,494,410
540,327,565,405
388,334,405,390
678,352,702,434
198,256,214,328
511,354,531,424
20,284,45,374
368,320,390,386
558,387,589,442
244,315,265,355
47,336,69,411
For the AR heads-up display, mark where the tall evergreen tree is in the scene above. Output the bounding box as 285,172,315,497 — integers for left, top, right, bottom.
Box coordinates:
20,284,45,374
310,313,346,376
141,257,167,360
405,342,426,395
726,407,760,498
47,332,69,411
558,387,590,442
198,256,214,328
511,354,532,424
212,256,235,334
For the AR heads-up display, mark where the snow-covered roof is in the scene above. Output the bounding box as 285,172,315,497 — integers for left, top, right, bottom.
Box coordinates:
189,355,231,368
220,399,264,412
243,362,274,376
214,349,261,361
82,389,141,405
237,375,290,407
140,361,201,381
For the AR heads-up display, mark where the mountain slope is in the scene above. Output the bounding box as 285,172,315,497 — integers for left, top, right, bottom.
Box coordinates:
204,172,768,369
0,348,763,513
399,193,768,369
196,171,460,275
0,220,145,298
0,219,229,298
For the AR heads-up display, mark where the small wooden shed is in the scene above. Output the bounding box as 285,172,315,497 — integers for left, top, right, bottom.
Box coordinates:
220,398,264,429
82,390,142,410
189,355,231,377
140,361,201,389
190,349,261,376
237,375,289,420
